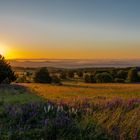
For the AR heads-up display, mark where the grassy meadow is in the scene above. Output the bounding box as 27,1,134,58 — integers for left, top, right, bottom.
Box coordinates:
0,84,43,104
1,82,140,139
24,83,140,139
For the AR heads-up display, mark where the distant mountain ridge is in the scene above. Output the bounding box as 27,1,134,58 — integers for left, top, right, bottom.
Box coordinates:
8,59,140,68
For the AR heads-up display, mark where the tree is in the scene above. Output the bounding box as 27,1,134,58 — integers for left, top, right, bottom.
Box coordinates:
109,69,117,79
84,74,96,83
34,67,52,83
95,72,113,83
84,74,91,83
0,55,16,84
127,68,139,83
67,71,75,79
90,75,96,83
117,70,128,79
60,72,67,80
77,71,83,78
51,75,61,84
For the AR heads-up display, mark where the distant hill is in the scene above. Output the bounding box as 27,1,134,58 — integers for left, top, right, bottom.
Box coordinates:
8,59,140,68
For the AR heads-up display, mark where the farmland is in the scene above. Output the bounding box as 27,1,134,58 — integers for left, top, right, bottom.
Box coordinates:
24,82,140,102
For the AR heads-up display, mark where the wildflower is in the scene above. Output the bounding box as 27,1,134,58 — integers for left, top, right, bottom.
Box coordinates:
48,104,51,112
44,106,47,113
44,119,49,126
57,106,61,112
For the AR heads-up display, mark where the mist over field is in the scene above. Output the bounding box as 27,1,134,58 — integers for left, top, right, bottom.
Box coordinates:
9,59,140,68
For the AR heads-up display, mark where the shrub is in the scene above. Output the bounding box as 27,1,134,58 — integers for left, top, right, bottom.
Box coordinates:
0,55,16,84
16,75,31,83
34,67,52,83
95,72,113,83
26,71,33,77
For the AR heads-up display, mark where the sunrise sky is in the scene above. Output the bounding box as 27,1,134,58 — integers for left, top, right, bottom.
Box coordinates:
0,0,140,59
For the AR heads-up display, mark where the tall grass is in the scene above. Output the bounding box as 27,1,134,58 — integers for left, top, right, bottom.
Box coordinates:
23,83,140,139
0,101,110,140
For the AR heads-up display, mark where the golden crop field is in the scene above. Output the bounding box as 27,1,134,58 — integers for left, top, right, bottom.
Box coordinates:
23,83,140,103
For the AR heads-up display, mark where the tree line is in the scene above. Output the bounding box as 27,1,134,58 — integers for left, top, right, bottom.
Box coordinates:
0,55,140,84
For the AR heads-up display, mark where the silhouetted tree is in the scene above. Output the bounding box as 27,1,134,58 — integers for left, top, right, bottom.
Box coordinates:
67,71,75,79
77,71,83,78
60,72,67,80
95,72,113,83
26,71,33,77
117,70,128,79
90,75,96,83
109,70,117,79
0,55,16,84
34,67,52,83
51,75,61,84
84,74,91,83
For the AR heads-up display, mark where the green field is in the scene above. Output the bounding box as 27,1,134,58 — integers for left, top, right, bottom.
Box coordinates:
0,84,43,104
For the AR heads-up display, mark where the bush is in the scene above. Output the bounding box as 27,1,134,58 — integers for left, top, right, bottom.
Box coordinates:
16,75,31,83
34,67,52,83
95,72,113,83
0,55,16,84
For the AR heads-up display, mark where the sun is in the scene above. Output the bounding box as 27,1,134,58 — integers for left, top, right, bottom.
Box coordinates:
0,43,9,57
0,47,5,56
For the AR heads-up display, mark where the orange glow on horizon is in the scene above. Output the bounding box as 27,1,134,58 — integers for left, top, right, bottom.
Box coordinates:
1,41,140,60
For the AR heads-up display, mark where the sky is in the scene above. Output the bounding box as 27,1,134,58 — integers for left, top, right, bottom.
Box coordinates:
0,0,140,59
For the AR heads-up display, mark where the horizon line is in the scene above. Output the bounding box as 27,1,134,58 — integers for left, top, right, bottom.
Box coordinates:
6,58,140,61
